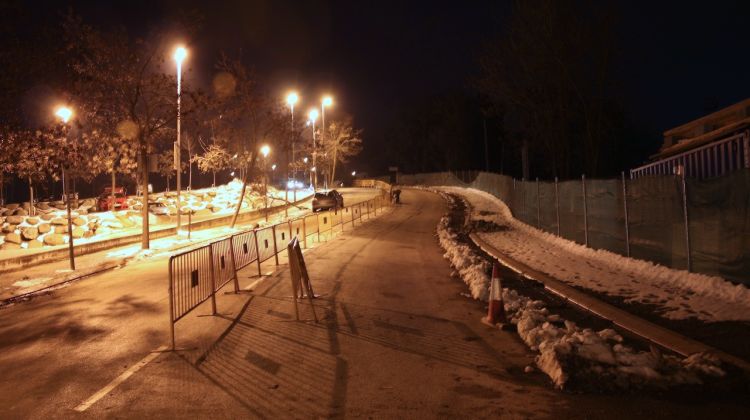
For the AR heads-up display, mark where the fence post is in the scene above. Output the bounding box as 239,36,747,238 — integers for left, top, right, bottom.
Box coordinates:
254,230,262,277
208,245,217,315
536,177,541,228
582,174,589,247
621,172,631,257
271,225,279,265
681,174,692,272
229,235,239,293
168,258,175,350
555,176,560,236
302,217,308,248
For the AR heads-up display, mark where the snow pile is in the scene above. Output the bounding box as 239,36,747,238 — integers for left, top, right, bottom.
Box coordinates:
437,186,750,323
434,191,727,390
503,287,725,389
435,193,490,301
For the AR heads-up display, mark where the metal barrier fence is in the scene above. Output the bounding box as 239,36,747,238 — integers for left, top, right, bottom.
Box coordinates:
167,187,391,349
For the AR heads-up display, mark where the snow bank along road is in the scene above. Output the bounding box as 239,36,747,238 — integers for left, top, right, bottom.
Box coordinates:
437,186,750,323
0,189,746,418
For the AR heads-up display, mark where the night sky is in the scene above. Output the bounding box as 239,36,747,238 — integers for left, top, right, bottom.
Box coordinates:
16,0,750,174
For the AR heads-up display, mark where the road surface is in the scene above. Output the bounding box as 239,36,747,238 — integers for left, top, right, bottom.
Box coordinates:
0,189,745,418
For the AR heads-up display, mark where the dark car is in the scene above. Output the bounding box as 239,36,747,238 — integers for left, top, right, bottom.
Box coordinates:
312,190,344,212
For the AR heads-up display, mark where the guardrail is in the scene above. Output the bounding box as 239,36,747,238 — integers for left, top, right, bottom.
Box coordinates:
167,186,392,349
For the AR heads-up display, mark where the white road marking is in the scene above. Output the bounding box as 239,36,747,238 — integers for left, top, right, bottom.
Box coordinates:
74,345,168,412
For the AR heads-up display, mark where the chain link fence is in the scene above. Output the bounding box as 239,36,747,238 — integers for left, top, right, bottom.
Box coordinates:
397,170,750,286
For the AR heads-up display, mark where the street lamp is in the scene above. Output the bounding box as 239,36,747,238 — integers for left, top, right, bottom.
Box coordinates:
173,45,188,232
321,96,333,188
54,105,76,271
352,171,356,176
260,144,271,220
286,91,298,212
308,108,319,190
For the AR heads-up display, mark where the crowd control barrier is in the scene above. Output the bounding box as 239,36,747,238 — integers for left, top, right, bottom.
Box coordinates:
167,185,392,349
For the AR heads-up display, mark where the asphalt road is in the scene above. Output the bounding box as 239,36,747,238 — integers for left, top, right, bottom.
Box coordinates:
0,189,746,418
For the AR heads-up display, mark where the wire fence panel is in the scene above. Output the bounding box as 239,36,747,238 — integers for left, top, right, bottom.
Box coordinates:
686,169,750,283
586,178,628,255
275,222,291,248
557,180,586,245
231,230,258,270
318,211,332,236
304,213,319,242
538,181,558,234
256,226,276,263
628,176,688,270
342,206,352,226
353,204,361,222
290,218,304,243
169,245,214,322
211,237,236,291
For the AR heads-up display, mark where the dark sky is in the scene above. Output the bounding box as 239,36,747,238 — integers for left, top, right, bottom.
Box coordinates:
21,0,750,173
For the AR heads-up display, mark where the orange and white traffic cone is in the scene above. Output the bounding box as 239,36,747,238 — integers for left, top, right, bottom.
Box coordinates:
482,262,513,330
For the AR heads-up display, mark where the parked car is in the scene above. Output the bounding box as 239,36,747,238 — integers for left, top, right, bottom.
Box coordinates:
97,187,128,211
148,201,170,215
312,190,344,212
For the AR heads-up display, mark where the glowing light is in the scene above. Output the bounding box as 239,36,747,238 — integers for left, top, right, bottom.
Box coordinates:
311,166,316,172
303,157,308,163
351,171,356,176
230,171,235,176
286,180,296,189
286,92,299,107
173,46,188,64
308,108,318,121
260,144,270,157
55,106,73,123
271,164,277,170
322,96,333,107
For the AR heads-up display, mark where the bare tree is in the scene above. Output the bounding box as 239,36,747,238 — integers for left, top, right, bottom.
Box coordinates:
319,118,362,186
62,14,199,248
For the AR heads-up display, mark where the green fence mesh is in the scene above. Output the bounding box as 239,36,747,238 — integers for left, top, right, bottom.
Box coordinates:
396,169,750,285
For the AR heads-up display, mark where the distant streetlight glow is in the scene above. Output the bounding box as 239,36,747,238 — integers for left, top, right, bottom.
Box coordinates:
352,171,356,176
322,96,333,107
173,46,188,64
303,157,308,163
260,144,270,157
311,166,316,172
308,108,318,122
55,106,73,123
271,164,277,170
286,91,299,107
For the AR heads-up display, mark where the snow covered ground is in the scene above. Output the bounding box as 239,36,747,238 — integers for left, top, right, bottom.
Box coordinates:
437,186,750,323
433,190,728,390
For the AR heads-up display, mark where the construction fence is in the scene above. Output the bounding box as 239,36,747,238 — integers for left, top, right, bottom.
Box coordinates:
396,170,750,286
167,187,392,348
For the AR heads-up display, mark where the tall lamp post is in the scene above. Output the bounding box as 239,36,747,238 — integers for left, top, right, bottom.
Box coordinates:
308,108,319,190
173,46,187,232
285,92,298,215
321,95,333,186
55,106,76,271
261,144,271,221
